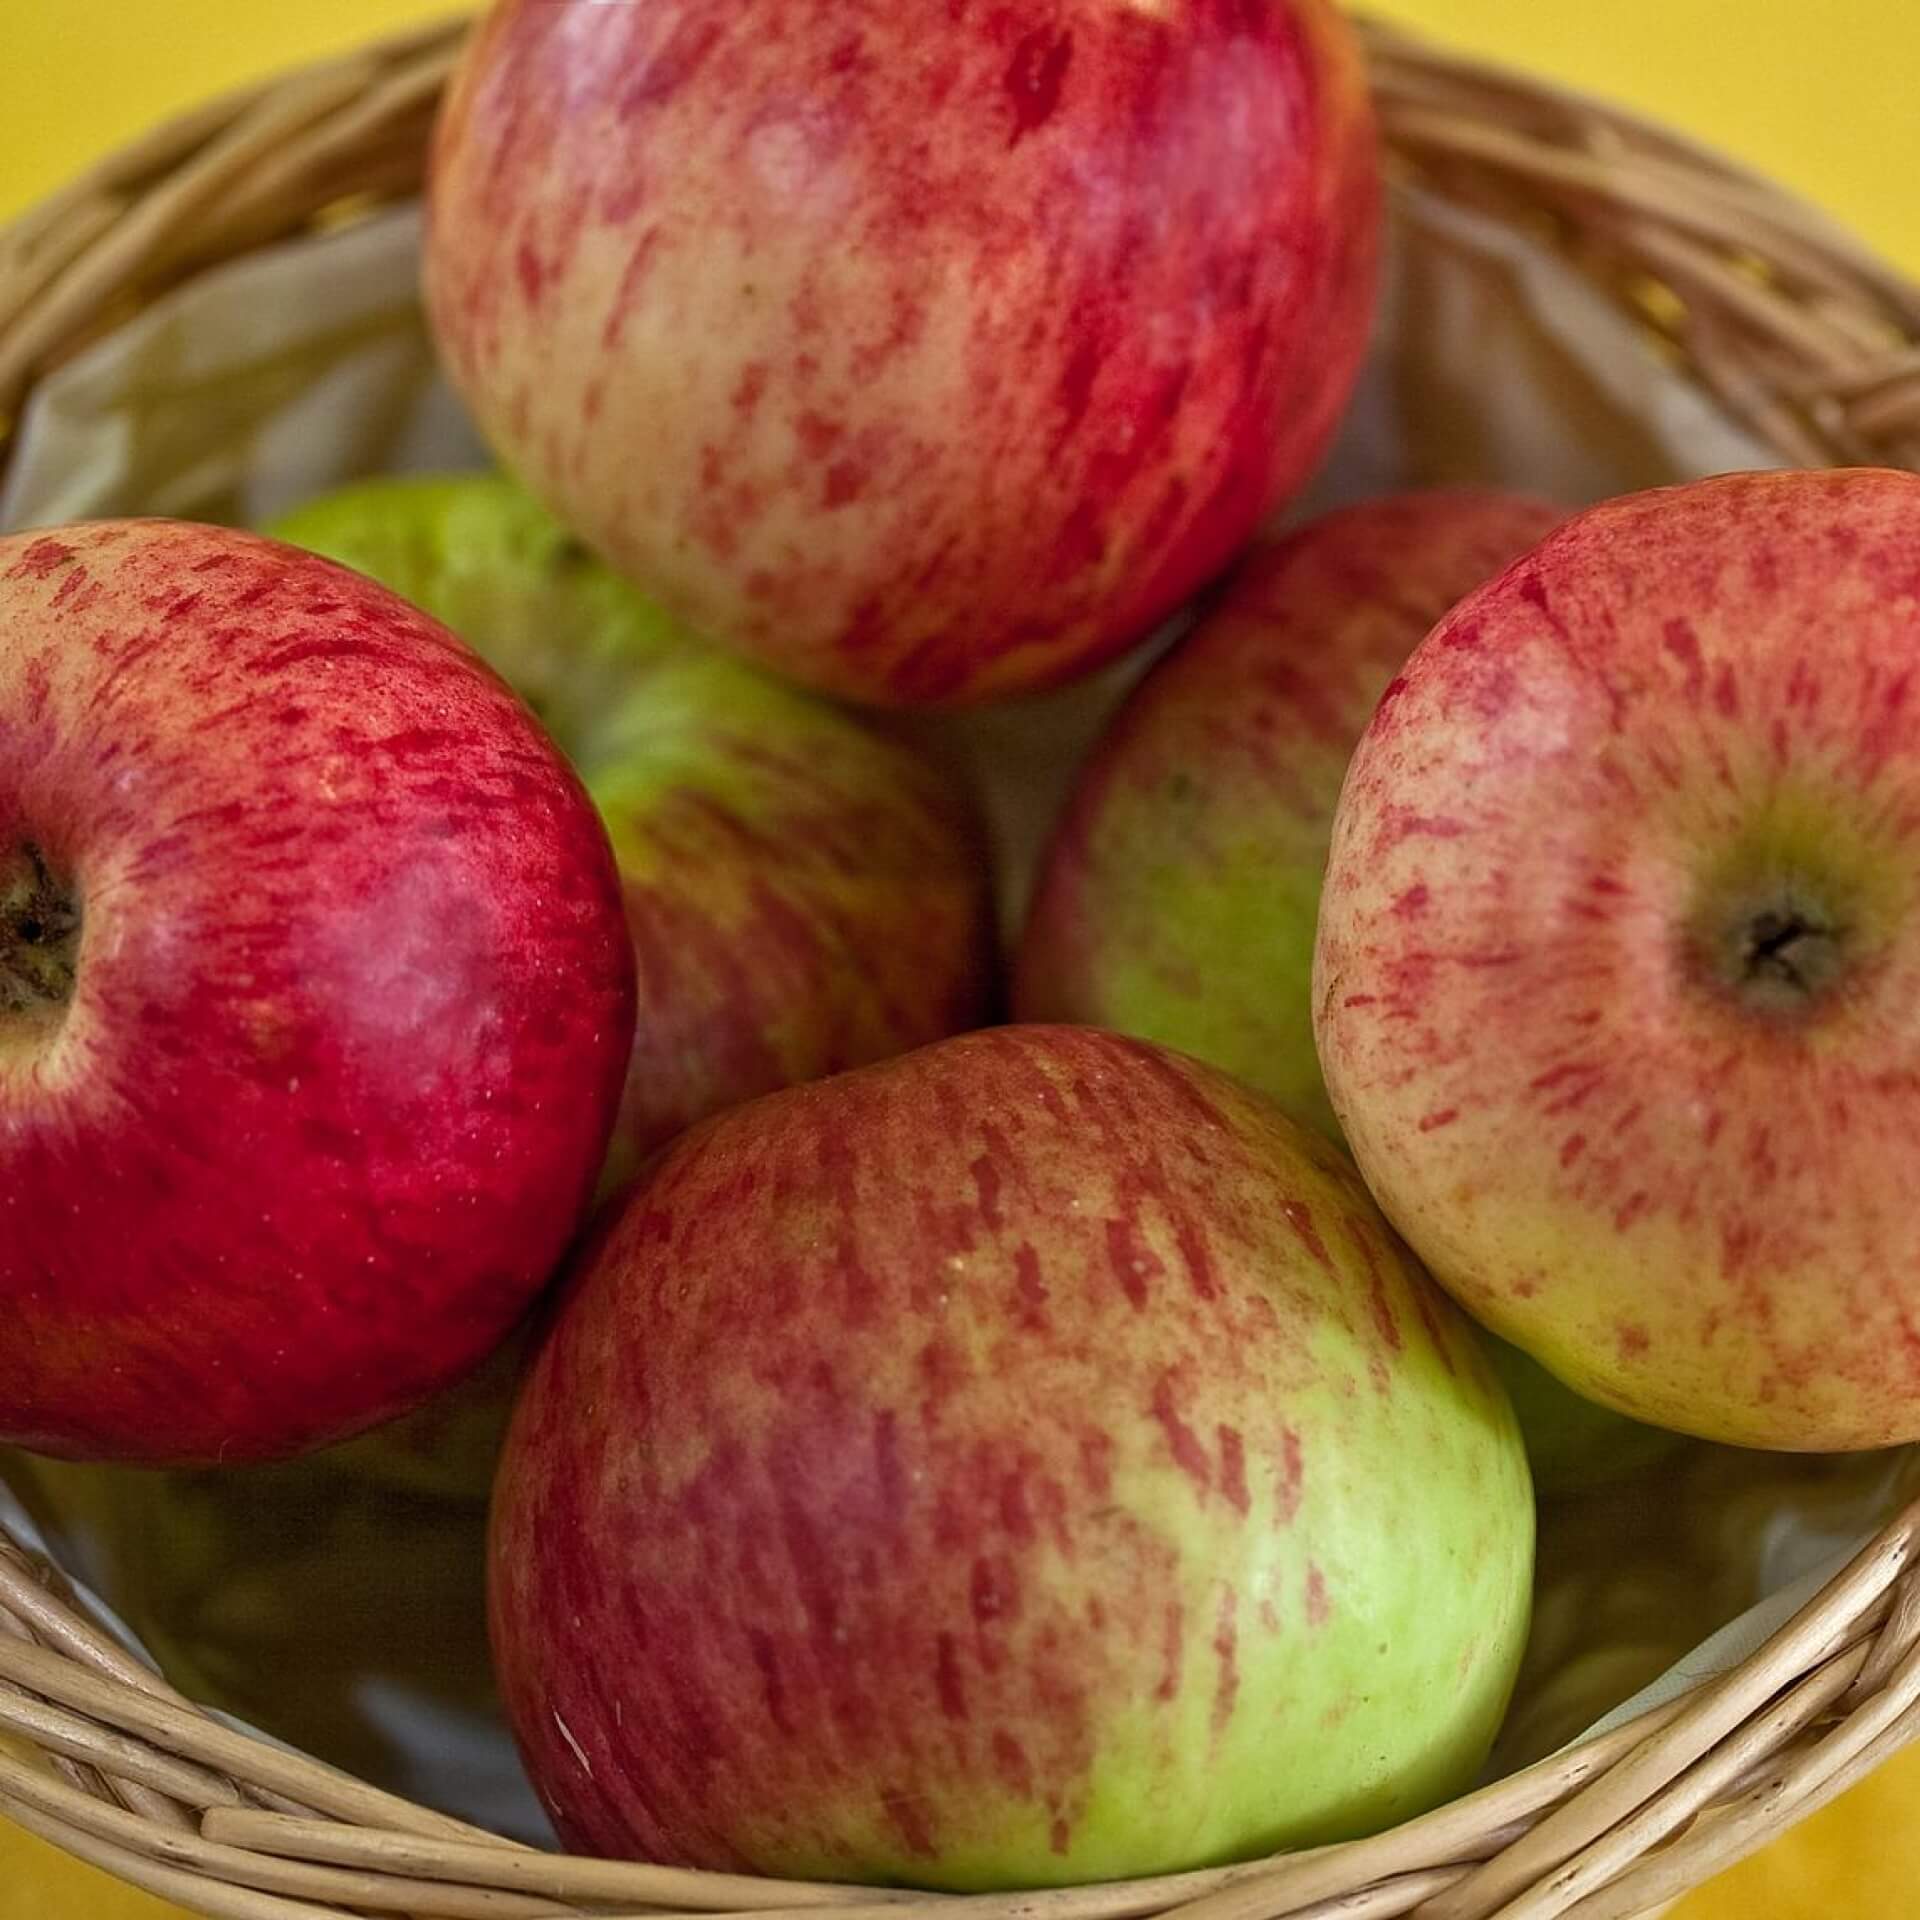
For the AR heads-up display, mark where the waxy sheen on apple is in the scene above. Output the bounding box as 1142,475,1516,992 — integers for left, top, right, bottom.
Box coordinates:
0,522,633,1464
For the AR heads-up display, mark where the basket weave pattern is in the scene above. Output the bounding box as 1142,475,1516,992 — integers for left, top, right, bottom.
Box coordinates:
3,16,1920,1920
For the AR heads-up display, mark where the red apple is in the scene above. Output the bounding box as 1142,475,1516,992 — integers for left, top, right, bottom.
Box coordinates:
0,521,634,1465
269,473,996,1193
1018,490,1563,1139
424,0,1380,706
1315,468,1920,1451
491,1025,1532,1888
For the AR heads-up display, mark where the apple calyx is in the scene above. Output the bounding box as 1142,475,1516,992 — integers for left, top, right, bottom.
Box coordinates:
0,840,80,1023
1696,876,1849,1018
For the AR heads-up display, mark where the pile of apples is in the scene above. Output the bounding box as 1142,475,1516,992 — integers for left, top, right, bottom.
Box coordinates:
6,0,1920,1894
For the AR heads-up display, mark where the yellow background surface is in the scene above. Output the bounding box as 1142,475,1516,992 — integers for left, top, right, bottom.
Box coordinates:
0,4,1915,1918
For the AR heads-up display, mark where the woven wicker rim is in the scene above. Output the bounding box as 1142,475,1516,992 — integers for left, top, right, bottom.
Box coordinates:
5,14,1920,1920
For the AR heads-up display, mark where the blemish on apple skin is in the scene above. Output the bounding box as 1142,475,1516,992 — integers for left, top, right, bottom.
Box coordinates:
1617,1322,1652,1358
1392,882,1430,918
1559,1133,1587,1169
1418,1108,1459,1133
1050,1816,1071,1856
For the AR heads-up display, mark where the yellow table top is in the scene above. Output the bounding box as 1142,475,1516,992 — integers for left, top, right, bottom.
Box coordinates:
0,5,1914,1919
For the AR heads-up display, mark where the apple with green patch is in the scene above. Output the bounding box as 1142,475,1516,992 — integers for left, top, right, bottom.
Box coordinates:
271,475,994,1192
1317,468,1920,1452
1019,490,1563,1138
491,1025,1532,1887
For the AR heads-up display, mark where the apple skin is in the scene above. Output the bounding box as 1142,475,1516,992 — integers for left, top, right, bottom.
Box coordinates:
269,475,995,1189
1315,468,1920,1453
0,521,635,1465
1483,1340,1680,1499
490,1025,1532,1888
1018,491,1564,1140
423,0,1380,707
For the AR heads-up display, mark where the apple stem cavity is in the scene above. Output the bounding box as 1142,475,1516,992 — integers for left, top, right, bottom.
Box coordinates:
0,840,80,1024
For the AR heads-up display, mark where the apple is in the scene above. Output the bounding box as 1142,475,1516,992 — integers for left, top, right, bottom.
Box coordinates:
269,474,995,1191
1484,1339,1680,1498
423,0,1380,706
1315,468,1920,1452
490,1025,1532,1888
1018,490,1564,1140
0,520,634,1464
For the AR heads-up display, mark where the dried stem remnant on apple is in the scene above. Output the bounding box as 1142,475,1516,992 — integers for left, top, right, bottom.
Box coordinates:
0,840,79,1022
1695,881,1849,1015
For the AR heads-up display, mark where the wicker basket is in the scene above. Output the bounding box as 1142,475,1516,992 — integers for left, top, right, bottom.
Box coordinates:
4,14,1920,1920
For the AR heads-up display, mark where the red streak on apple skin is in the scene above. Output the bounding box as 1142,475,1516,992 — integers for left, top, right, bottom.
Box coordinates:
1318,469,1920,1449
424,0,1380,706
0,521,634,1465
1305,1564,1330,1628
14,537,73,579
490,1026,1519,1884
